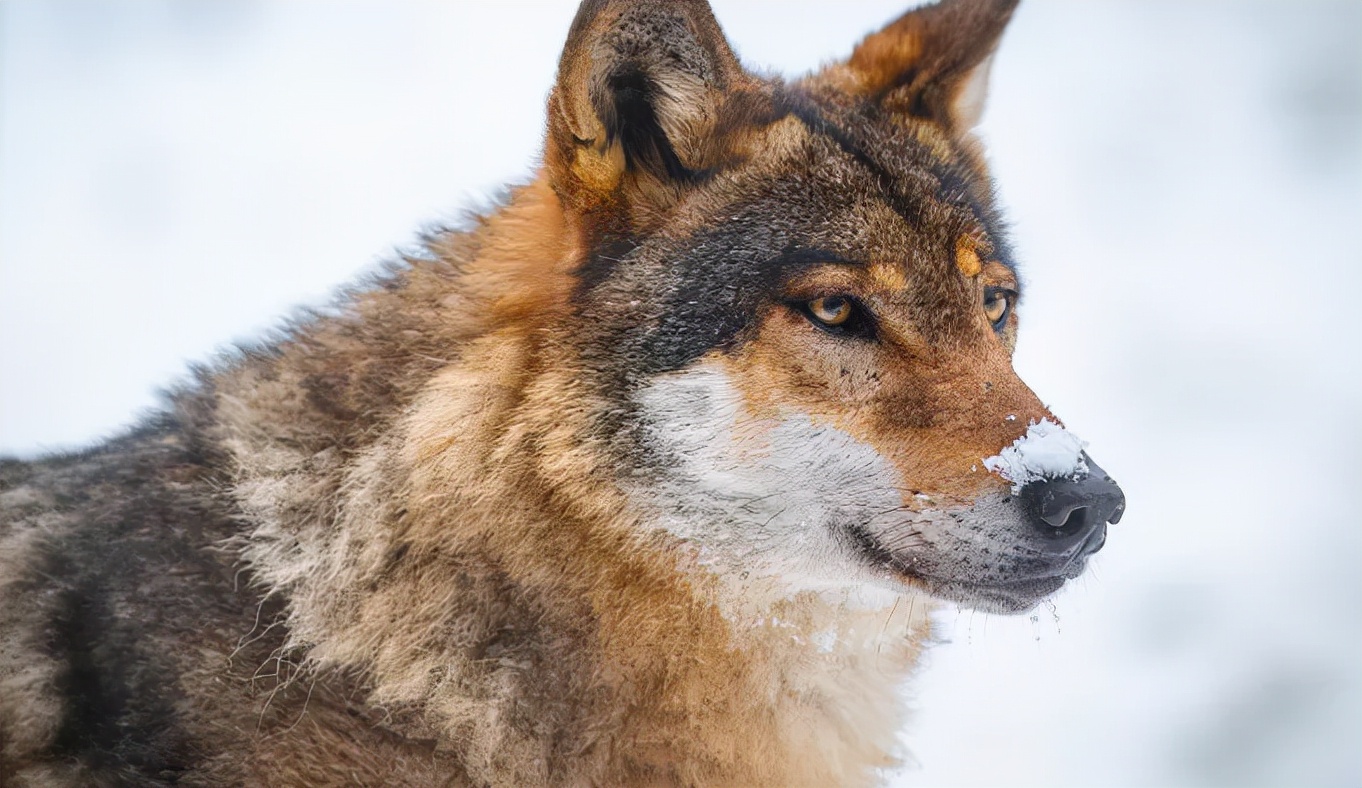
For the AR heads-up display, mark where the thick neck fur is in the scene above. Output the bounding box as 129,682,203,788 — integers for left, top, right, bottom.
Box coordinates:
209,176,933,786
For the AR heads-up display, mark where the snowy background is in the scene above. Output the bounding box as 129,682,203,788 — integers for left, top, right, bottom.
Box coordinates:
2,2,1359,785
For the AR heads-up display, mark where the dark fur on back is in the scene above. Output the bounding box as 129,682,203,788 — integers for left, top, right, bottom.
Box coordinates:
3,427,207,780
2,409,242,784
1,400,469,785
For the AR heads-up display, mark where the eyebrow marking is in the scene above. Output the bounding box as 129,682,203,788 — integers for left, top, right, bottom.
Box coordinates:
955,237,983,277
870,262,909,291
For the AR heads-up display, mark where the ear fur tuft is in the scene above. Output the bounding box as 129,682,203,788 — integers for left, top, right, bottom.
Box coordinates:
599,65,696,183
830,0,1020,132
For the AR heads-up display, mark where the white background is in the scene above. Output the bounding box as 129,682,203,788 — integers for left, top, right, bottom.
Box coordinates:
2,2,1359,785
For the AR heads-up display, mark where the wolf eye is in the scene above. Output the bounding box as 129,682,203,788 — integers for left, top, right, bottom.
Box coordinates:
795,295,873,339
983,287,1015,329
809,296,853,326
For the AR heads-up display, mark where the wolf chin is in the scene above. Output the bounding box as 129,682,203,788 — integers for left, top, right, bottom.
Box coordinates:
0,1,1124,785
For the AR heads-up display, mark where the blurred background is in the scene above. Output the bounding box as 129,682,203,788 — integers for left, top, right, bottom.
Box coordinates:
2,1,1359,785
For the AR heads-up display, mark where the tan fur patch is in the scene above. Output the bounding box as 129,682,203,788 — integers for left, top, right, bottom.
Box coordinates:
955,236,983,278
870,261,910,292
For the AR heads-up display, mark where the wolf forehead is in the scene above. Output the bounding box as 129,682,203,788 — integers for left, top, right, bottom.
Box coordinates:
570,90,1019,376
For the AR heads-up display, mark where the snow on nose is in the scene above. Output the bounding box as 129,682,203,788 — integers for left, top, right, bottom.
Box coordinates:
982,419,1089,493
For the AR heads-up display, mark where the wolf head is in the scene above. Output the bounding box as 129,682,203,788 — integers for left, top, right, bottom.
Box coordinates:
525,0,1125,617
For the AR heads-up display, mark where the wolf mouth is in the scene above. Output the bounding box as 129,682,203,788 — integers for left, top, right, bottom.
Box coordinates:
912,573,1071,615
843,517,1093,613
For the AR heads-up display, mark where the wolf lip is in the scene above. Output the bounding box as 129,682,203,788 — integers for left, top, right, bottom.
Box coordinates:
888,563,1072,614
926,574,1070,614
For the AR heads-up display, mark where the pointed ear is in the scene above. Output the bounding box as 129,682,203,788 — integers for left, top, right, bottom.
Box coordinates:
823,0,1019,133
544,0,747,220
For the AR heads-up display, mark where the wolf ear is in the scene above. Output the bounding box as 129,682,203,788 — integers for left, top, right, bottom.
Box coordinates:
545,0,746,219
825,0,1019,133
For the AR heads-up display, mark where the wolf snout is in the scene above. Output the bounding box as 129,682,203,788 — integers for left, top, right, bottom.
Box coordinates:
1018,455,1125,557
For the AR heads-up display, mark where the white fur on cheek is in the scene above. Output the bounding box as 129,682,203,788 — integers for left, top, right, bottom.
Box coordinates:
628,360,906,619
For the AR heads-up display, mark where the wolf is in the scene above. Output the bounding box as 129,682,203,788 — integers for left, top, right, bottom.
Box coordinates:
0,0,1125,785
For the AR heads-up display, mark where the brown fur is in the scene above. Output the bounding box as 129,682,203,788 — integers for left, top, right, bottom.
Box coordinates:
0,2,1121,786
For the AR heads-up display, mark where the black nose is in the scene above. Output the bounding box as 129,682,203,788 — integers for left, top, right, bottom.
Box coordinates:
1019,455,1125,555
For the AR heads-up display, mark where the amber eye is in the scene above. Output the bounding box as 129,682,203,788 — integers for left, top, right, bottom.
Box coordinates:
794,294,874,338
808,296,853,327
983,286,1015,329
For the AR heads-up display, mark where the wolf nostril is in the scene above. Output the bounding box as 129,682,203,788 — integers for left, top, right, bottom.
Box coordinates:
1055,506,1093,531
1039,500,1093,530
1019,455,1125,554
